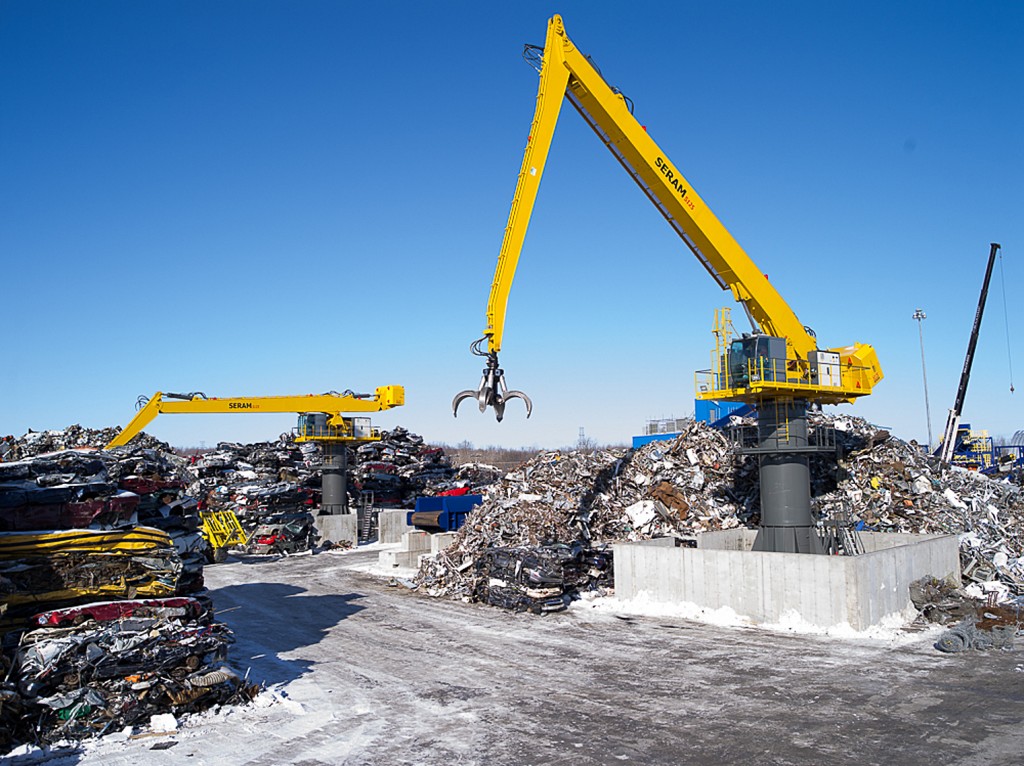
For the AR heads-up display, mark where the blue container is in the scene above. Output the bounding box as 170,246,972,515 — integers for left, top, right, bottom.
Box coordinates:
407,494,483,532
695,398,747,426
631,432,682,449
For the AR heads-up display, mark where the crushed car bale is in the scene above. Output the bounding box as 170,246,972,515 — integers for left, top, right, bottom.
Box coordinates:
0,427,206,591
0,427,260,754
474,542,613,613
0,596,259,752
188,427,476,549
0,528,188,625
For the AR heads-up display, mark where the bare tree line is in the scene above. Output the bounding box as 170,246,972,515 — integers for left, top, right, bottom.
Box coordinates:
434,434,630,469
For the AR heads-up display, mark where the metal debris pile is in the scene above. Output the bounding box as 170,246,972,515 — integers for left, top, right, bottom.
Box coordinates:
909,575,1021,651
1,425,169,461
474,543,612,613
0,596,259,752
417,421,748,602
188,438,320,522
248,513,318,555
187,429,479,517
808,414,1024,595
0,427,260,754
418,415,1024,607
185,428,477,551
354,427,471,506
0,426,206,591
187,438,321,554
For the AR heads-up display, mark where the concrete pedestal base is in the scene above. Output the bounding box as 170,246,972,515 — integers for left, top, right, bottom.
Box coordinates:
313,514,358,547
613,529,960,631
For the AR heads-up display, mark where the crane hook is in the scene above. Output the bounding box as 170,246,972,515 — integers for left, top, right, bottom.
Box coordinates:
452,345,532,422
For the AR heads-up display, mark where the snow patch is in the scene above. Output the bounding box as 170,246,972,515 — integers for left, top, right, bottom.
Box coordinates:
575,591,752,628
575,593,931,644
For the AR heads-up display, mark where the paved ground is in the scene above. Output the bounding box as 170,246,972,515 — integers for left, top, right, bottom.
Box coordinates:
16,547,1024,766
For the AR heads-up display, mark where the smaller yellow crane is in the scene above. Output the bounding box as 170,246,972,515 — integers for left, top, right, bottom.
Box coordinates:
106,385,405,556
105,386,405,449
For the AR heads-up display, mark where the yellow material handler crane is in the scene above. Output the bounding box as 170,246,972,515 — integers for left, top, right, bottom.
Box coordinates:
107,385,405,553
106,386,405,449
454,16,883,553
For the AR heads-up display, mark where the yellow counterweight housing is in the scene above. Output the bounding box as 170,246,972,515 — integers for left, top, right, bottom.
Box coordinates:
694,309,882,405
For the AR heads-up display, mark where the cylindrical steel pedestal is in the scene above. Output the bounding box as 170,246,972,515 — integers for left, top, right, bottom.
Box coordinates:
320,443,349,515
751,399,824,554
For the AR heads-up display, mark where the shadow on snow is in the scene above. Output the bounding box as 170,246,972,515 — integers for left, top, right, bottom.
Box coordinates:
208,582,366,687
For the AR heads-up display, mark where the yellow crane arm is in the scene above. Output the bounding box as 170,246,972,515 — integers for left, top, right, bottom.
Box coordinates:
457,15,882,419
485,15,813,358
105,385,405,449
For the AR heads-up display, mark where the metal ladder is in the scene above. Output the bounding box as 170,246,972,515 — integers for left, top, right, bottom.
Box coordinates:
357,491,376,543
822,506,864,556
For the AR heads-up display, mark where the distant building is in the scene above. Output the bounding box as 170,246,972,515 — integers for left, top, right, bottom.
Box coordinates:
631,400,747,448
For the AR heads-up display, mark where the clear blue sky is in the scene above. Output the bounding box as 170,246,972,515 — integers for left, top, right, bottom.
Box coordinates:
2,1,1022,450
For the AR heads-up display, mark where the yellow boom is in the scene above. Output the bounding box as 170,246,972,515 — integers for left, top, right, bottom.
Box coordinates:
105,385,405,449
455,15,882,419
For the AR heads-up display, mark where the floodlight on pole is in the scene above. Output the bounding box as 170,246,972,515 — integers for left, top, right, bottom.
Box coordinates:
912,308,934,451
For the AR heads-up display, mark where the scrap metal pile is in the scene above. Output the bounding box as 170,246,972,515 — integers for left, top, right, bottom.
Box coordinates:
418,416,1024,609
186,428,476,552
0,596,259,752
1,437,209,602
2,423,478,558
0,426,256,753
910,576,1022,652
353,426,487,505
187,439,321,552
189,439,320,520
417,421,747,607
808,414,1024,596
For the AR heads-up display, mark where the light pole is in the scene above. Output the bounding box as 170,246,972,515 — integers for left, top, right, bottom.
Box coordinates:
912,309,934,451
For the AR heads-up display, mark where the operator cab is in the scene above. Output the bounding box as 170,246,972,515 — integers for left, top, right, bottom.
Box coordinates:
728,334,786,387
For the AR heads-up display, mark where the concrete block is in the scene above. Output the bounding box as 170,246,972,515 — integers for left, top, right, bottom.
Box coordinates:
313,514,358,547
379,510,414,543
401,530,432,553
378,549,422,569
430,532,458,554
698,528,757,551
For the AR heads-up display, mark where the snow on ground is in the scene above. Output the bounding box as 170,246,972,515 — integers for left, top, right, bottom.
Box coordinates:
8,546,1023,766
573,590,944,647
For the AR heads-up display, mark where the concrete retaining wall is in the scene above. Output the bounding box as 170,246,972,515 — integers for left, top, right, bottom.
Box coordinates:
613,531,960,631
698,529,758,551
